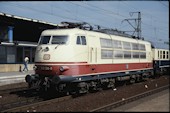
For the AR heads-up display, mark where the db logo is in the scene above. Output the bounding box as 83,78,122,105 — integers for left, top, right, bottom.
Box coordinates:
43,54,50,60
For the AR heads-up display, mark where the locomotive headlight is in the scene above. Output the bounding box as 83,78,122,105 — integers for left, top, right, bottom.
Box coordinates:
33,66,37,70
60,66,69,72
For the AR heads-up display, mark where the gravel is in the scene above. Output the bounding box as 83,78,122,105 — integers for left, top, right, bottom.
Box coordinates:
14,75,169,112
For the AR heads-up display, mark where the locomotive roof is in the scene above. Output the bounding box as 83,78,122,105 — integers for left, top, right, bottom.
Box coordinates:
41,28,151,44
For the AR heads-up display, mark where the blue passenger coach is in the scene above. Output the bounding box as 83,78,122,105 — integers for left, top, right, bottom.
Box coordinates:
152,48,170,75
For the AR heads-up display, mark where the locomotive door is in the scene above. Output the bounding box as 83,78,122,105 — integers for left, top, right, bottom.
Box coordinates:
90,47,97,63
88,36,98,64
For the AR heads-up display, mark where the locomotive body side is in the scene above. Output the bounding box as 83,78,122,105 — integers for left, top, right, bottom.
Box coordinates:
35,28,153,76
25,28,154,92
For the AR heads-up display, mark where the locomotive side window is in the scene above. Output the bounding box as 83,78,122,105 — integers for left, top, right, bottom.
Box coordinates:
100,38,112,48
132,43,139,50
139,44,145,50
113,50,123,59
123,42,131,50
124,51,131,59
51,35,68,44
132,52,139,58
101,49,113,59
76,36,86,45
39,36,51,44
140,52,146,59
113,40,122,49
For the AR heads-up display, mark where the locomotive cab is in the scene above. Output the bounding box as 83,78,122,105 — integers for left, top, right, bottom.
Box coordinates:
34,28,88,74
25,28,89,91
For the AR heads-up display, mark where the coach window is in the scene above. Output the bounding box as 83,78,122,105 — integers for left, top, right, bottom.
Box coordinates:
163,51,166,59
160,51,162,59
166,51,169,59
76,36,86,45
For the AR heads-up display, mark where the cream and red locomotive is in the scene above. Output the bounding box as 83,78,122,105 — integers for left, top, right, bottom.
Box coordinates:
25,22,169,93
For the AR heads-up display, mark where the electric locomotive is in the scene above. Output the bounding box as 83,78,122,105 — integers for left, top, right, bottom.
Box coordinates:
25,22,169,93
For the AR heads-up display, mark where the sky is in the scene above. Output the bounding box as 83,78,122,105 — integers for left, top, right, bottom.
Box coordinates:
0,1,169,49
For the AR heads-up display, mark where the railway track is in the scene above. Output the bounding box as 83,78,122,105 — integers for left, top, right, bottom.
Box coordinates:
0,87,28,95
0,75,169,112
0,85,73,112
2,84,168,112
0,88,41,111
1,95,72,112
90,84,169,112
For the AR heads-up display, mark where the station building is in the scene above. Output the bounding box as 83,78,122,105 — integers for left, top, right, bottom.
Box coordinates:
0,12,57,72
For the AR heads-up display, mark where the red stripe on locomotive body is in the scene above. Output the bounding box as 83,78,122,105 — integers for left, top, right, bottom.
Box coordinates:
35,62,88,64
35,62,153,76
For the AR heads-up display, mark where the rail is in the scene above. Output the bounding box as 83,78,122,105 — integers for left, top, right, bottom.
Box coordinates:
90,85,169,112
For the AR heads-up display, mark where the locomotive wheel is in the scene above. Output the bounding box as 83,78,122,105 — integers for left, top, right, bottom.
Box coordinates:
78,82,89,94
129,78,136,84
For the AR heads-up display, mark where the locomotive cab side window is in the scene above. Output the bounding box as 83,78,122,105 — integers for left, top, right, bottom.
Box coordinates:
76,36,86,45
77,36,81,45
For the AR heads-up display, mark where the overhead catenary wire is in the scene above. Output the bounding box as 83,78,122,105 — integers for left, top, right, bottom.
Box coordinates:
0,1,168,45
121,1,168,25
51,2,113,28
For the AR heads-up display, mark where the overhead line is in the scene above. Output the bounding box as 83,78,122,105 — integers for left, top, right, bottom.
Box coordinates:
4,2,83,23
122,1,168,25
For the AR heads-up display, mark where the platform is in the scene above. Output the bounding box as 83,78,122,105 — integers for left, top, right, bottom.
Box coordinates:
110,89,169,112
0,71,34,86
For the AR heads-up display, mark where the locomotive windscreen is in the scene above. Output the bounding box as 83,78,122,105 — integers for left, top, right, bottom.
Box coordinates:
39,35,68,45
39,36,51,44
51,35,68,44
